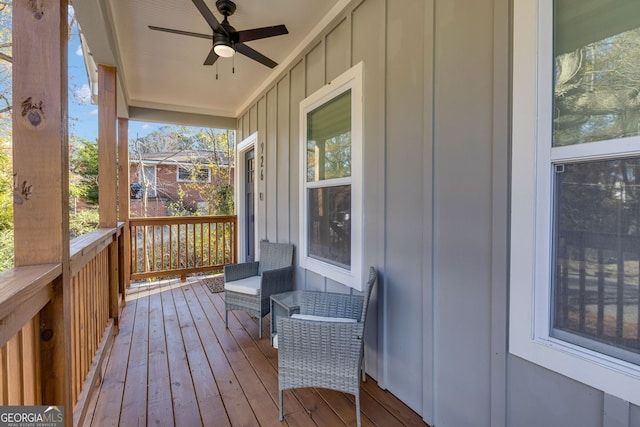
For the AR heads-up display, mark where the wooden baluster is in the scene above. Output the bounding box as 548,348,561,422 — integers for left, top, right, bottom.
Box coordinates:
561,249,569,328
597,248,605,337
186,223,191,272
144,225,149,274
177,224,182,272
200,223,205,268
637,254,640,344
578,244,586,332
616,243,624,342
209,222,212,267
215,222,220,265
170,224,174,271
161,223,165,271
233,218,238,264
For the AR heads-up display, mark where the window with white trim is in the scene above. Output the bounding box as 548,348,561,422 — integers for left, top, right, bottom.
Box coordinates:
177,164,211,183
299,63,363,290
140,165,157,198
511,0,640,404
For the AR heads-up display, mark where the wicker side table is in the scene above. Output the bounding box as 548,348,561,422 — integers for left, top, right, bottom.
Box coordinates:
270,290,305,347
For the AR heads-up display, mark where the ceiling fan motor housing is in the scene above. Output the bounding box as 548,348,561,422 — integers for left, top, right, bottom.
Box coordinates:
214,32,232,46
216,0,237,17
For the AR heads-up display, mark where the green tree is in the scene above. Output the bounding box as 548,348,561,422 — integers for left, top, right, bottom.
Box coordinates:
0,2,13,270
0,1,11,116
0,137,11,230
69,208,99,239
170,128,235,216
131,126,235,217
70,136,99,205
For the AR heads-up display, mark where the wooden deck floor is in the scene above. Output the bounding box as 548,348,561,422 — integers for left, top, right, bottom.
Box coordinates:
83,277,428,427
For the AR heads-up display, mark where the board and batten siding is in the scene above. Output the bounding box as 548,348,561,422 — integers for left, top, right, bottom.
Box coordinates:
235,0,639,426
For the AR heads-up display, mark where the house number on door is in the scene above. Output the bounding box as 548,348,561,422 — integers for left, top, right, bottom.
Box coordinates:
260,142,264,181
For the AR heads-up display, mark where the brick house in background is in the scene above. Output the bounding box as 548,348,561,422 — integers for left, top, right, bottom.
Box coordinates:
129,150,234,217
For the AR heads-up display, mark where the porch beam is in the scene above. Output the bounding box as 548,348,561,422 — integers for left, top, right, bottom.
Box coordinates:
12,0,71,423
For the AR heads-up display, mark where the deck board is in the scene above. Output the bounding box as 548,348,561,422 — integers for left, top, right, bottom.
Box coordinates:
84,278,429,427
89,290,136,426
171,284,229,427
160,283,202,427
187,283,254,426
119,284,149,427
146,287,174,426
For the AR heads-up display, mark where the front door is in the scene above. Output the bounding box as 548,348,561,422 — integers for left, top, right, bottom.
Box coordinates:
245,149,255,262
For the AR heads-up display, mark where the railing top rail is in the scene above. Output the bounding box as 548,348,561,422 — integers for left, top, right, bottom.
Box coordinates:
0,263,60,325
70,227,120,258
0,264,61,317
129,215,237,226
561,230,640,252
70,227,122,276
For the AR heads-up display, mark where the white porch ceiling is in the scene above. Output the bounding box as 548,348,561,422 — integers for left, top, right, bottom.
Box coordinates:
72,0,344,127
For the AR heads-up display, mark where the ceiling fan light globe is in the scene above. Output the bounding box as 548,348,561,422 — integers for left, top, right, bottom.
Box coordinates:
214,43,235,58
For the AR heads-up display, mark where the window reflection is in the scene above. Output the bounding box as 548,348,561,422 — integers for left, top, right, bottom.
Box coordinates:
307,90,351,181
553,4,640,146
307,185,351,269
552,158,640,361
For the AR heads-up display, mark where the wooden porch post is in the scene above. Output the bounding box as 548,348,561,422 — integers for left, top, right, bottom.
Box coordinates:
98,65,117,227
118,118,131,292
98,65,120,330
12,0,72,423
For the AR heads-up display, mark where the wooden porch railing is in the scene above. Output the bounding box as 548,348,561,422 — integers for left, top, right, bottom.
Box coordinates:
0,224,124,426
129,215,237,281
0,216,236,425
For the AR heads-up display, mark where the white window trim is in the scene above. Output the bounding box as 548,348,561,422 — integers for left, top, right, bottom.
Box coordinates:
299,62,364,291
510,0,640,405
236,132,259,262
176,164,212,183
140,165,157,198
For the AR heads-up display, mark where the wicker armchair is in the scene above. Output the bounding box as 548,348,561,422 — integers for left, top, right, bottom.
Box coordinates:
277,267,377,427
224,241,294,338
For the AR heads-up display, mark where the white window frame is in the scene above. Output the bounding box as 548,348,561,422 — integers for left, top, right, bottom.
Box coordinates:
299,62,364,290
510,0,640,405
176,164,212,183
236,132,259,262
140,164,157,198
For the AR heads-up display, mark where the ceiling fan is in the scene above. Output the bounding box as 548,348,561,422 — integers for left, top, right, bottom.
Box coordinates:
149,0,288,69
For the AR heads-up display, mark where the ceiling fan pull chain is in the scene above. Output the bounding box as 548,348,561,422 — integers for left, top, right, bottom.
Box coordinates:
216,61,219,80
232,55,235,74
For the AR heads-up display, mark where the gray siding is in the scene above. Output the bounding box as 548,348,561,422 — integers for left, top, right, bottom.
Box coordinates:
507,356,603,427
384,0,428,414
631,404,640,426
234,0,640,426
432,0,495,424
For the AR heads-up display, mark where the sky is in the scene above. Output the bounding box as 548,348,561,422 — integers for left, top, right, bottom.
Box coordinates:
68,17,161,142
